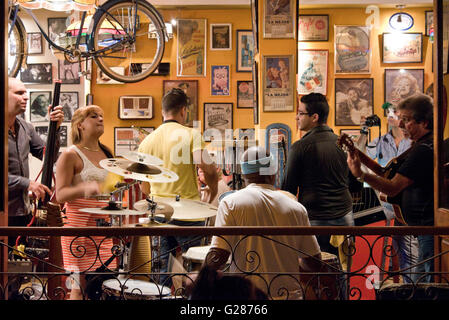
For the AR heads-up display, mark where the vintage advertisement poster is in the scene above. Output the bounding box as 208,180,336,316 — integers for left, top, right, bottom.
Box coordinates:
263,0,295,39
297,49,328,95
203,103,233,142
177,19,206,77
298,15,329,41
263,55,294,112
334,25,371,74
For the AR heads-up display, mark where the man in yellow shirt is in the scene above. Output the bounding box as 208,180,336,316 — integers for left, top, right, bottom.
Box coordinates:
138,88,218,285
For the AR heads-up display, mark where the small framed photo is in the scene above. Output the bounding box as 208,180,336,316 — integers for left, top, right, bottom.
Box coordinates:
250,0,259,54
58,60,80,84
114,127,154,157
384,69,424,106
177,19,206,77
297,49,328,95
298,15,329,41
236,30,255,72
237,80,254,108
425,11,433,36
27,32,43,54
48,17,68,49
340,128,370,143
30,91,52,122
35,125,68,148
382,33,423,64
263,0,295,39
60,92,79,122
20,63,52,84
335,78,374,126
163,80,198,127
335,25,371,74
118,96,153,120
211,65,230,96
210,23,231,50
203,103,233,142
262,55,294,112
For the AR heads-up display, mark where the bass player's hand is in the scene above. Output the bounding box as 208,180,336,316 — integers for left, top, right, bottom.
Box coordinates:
28,180,52,201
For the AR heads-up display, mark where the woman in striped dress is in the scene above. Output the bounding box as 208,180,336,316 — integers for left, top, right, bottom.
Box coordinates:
55,105,117,300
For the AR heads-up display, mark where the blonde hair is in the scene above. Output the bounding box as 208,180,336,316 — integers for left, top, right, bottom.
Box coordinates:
71,105,103,144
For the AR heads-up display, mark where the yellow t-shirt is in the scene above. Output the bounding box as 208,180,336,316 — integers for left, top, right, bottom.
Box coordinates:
138,122,205,200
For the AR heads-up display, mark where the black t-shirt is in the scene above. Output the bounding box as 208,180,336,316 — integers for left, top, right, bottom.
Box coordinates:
397,134,434,226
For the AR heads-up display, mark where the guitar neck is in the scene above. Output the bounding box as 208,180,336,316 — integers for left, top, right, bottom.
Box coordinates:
354,148,385,176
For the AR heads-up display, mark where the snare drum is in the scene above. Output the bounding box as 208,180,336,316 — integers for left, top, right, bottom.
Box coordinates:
182,245,231,272
102,277,171,300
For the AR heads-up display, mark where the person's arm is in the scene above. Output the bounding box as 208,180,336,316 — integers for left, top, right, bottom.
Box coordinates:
281,143,301,197
193,149,218,203
139,182,151,195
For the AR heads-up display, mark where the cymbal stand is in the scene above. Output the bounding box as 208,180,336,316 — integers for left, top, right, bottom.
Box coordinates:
144,197,162,282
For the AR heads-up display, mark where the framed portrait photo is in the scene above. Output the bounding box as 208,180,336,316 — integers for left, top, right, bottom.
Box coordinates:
30,91,52,122
20,63,52,84
236,30,255,72
263,0,295,39
384,69,424,106
340,128,370,143
35,125,68,148
60,92,79,122
297,49,328,95
211,65,230,96
382,32,423,63
425,11,434,36
114,127,154,157
210,23,232,50
334,25,371,74
237,80,254,108
335,78,374,126
262,55,294,112
58,60,80,84
163,80,198,127
118,96,153,120
27,33,43,55
203,103,233,142
298,15,329,41
48,17,68,49
177,19,206,77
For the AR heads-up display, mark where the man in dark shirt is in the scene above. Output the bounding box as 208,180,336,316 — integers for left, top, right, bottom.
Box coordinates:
282,93,354,258
347,94,434,282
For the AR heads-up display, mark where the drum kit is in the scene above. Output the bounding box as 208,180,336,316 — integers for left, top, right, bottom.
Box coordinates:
79,151,219,299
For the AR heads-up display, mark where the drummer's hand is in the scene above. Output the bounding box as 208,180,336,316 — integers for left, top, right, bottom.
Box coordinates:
82,181,101,198
48,105,64,129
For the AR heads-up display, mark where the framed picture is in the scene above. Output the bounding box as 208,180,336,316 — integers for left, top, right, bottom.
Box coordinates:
211,65,230,96
262,55,294,112
252,60,259,124
297,49,328,95
236,30,255,72
58,60,80,84
236,128,256,140
335,78,374,126
425,10,434,36
163,80,198,127
177,19,206,77
334,25,371,74
118,96,153,120
210,23,231,50
251,0,259,54
20,63,52,84
298,15,329,41
114,127,154,157
48,17,67,49
60,92,79,122
203,103,233,142
340,128,370,143
382,33,423,63
30,91,52,122
237,80,254,108
97,67,124,84
263,0,295,39
35,125,68,148
384,69,424,106
27,32,43,54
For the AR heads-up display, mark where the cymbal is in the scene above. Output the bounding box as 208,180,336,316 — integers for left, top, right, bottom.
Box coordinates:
134,196,217,220
133,199,174,221
122,151,164,166
99,159,179,183
124,221,179,227
79,207,146,216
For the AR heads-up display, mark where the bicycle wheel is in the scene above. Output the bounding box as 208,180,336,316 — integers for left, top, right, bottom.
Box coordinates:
8,11,27,77
91,0,166,83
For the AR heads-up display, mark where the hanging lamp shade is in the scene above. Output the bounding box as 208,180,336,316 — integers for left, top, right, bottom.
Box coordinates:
66,15,125,36
18,0,96,12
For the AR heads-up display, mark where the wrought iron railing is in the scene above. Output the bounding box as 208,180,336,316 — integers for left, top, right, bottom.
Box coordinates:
1,226,449,300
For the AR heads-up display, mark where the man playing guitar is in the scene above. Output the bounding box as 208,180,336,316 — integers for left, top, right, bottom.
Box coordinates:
346,94,434,283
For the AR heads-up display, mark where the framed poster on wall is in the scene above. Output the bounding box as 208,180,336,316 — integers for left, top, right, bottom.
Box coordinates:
262,55,294,112
384,69,424,106
334,25,371,74
203,103,233,142
382,32,423,63
263,0,295,39
177,19,206,77
211,65,231,96
236,30,255,72
298,15,329,41
297,49,328,95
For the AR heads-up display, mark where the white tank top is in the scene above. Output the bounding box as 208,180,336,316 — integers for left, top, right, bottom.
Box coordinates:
71,145,108,183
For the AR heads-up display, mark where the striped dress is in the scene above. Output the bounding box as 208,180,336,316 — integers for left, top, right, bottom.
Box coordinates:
61,146,117,272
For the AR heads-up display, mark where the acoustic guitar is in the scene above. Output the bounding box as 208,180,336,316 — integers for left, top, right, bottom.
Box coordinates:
337,133,411,225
